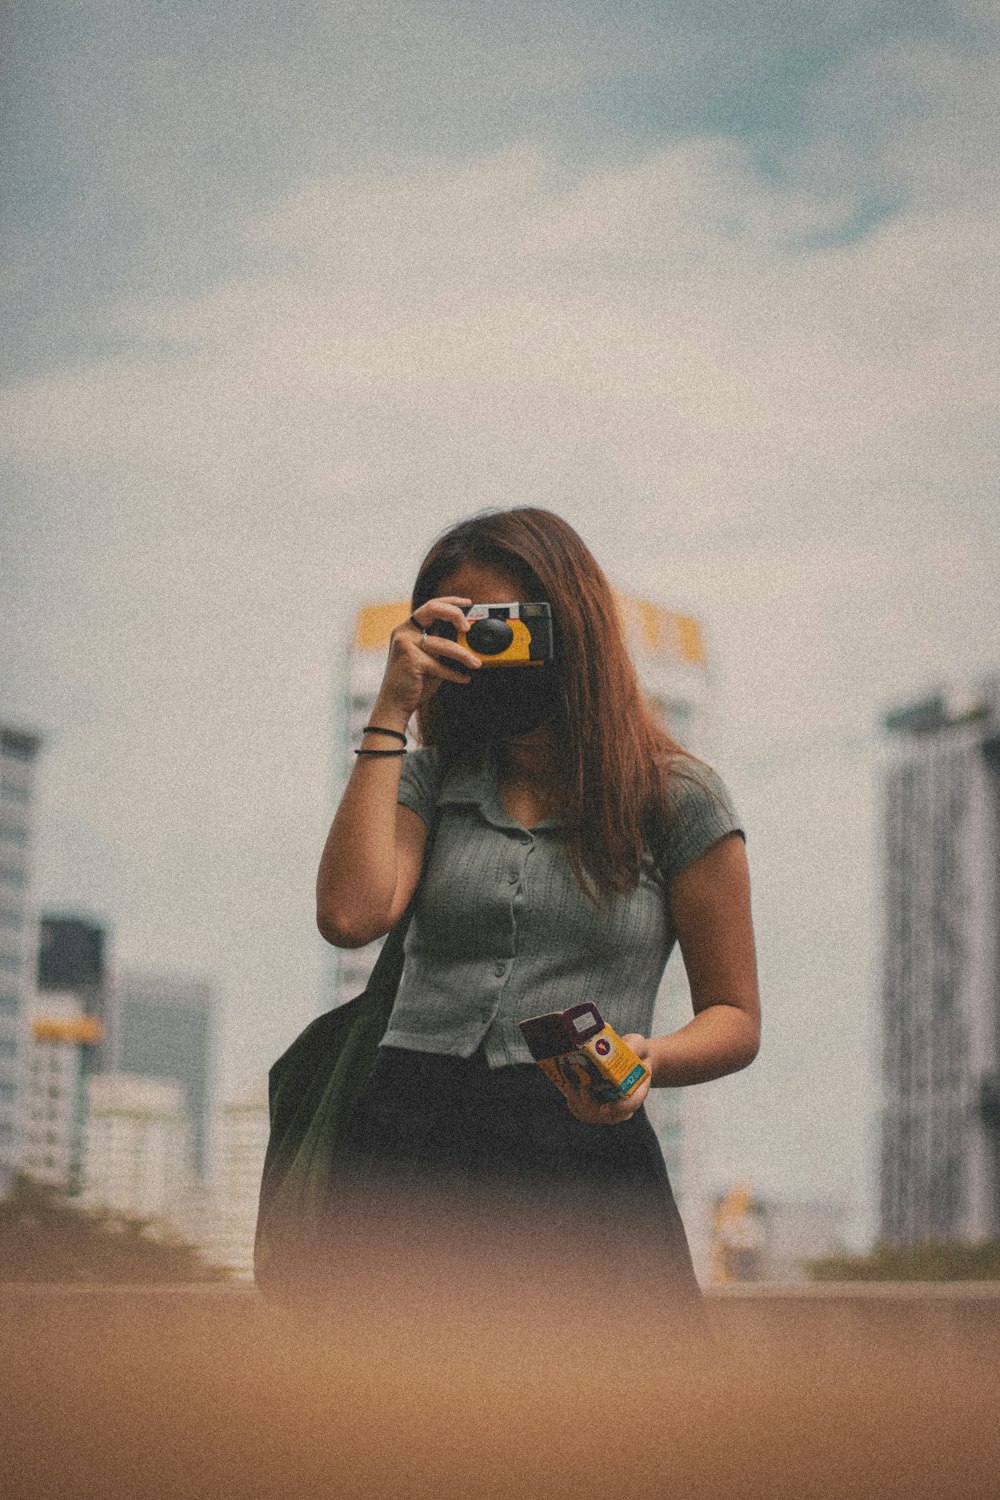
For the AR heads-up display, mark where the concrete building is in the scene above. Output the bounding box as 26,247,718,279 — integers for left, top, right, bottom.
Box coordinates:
0,721,42,1194
878,684,1000,1246
22,993,102,1192
82,1073,191,1226
37,915,110,1076
211,1080,270,1278
110,968,217,1181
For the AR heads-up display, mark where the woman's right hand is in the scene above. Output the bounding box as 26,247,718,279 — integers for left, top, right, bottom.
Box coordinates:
373,597,483,725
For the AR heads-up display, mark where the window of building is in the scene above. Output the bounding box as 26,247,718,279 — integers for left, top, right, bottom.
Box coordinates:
0,733,36,762
0,1081,15,1102
0,992,18,1015
0,907,23,931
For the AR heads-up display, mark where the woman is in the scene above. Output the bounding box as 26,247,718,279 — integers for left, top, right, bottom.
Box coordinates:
316,508,759,1327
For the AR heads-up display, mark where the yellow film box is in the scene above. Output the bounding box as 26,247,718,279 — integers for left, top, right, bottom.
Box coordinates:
518,1003,650,1104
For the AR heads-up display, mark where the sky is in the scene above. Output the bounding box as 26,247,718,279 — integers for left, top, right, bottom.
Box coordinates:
2,1,998,1248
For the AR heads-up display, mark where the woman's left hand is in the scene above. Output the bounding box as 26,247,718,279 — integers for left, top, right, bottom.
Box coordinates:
555,1034,653,1126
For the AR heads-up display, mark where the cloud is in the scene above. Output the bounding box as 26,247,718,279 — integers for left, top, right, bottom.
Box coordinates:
4,107,996,568
4,11,998,1217
2,1,983,381
5,121,996,832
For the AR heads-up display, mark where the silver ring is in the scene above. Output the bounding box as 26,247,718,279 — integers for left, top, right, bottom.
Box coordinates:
420,629,428,644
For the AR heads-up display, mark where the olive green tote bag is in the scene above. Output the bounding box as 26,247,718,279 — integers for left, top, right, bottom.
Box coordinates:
253,909,415,1300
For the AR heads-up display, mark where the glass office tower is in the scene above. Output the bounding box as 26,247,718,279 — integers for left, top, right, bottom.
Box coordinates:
0,722,42,1195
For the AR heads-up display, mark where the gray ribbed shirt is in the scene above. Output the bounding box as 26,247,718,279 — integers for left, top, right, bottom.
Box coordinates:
382,748,745,1068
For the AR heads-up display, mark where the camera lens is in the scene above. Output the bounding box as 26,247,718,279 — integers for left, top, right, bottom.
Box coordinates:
466,618,515,655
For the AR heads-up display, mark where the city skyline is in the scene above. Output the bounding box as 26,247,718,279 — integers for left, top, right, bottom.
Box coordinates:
3,3,999,1248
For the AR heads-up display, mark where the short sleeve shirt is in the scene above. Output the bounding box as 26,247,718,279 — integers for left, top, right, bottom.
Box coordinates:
383,747,745,1067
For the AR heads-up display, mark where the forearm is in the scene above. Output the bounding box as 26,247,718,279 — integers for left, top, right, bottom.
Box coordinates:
317,596,478,944
315,697,411,944
645,1003,759,1087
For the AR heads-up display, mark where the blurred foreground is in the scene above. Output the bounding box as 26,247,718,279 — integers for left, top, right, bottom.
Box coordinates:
3,1220,999,1500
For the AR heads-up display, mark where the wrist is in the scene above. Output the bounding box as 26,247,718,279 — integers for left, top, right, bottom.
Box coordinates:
368,695,413,737
643,1034,680,1088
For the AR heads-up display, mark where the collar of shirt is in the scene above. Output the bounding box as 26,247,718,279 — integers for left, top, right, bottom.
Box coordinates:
435,750,561,835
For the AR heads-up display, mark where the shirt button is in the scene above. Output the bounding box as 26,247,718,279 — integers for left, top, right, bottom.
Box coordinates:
494,961,507,977
507,865,519,884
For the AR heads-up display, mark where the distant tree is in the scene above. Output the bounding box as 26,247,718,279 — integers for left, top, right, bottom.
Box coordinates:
808,1240,1000,1282
0,1174,234,1284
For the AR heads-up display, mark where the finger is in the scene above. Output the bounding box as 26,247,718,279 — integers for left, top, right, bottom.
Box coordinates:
622,1070,651,1104
418,657,475,685
602,1085,649,1125
417,634,482,671
561,1089,605,1126
577,1082,644,1126
621,1033,651,1059
393,628,477,678
409,599,474,634
592,1105,628,1127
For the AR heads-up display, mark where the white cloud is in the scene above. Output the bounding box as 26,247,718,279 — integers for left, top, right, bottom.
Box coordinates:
4,121,996,565
4,47,998,1220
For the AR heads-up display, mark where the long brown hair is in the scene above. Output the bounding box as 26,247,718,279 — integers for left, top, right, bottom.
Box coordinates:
412,508,697,902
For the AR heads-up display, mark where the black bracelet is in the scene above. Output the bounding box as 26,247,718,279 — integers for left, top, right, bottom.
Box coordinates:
361,725,408,744
354,747,407,757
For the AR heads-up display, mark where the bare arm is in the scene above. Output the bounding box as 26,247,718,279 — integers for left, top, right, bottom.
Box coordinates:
558,831,760,1125
315,597,481,947
647,829,760,1085
316,774,428,948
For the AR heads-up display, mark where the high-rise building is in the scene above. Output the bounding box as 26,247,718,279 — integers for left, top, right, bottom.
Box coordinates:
211,1080,270,1278
326,592,714,1223
878,684,1000,1246
82,1073,191,1224
22,993,102,1192
110,969,216,1181
37,915,110,1075
0,721,42,1194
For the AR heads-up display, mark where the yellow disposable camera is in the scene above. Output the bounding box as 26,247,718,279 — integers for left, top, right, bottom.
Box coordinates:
434,601,554,667
519,1002,650,1104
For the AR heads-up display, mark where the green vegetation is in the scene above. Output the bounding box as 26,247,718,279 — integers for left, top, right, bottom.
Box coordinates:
0,1174,233,1284
809,1239,1000,1282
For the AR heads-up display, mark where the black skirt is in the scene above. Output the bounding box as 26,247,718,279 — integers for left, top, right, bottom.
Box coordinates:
332,1043,707,1338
